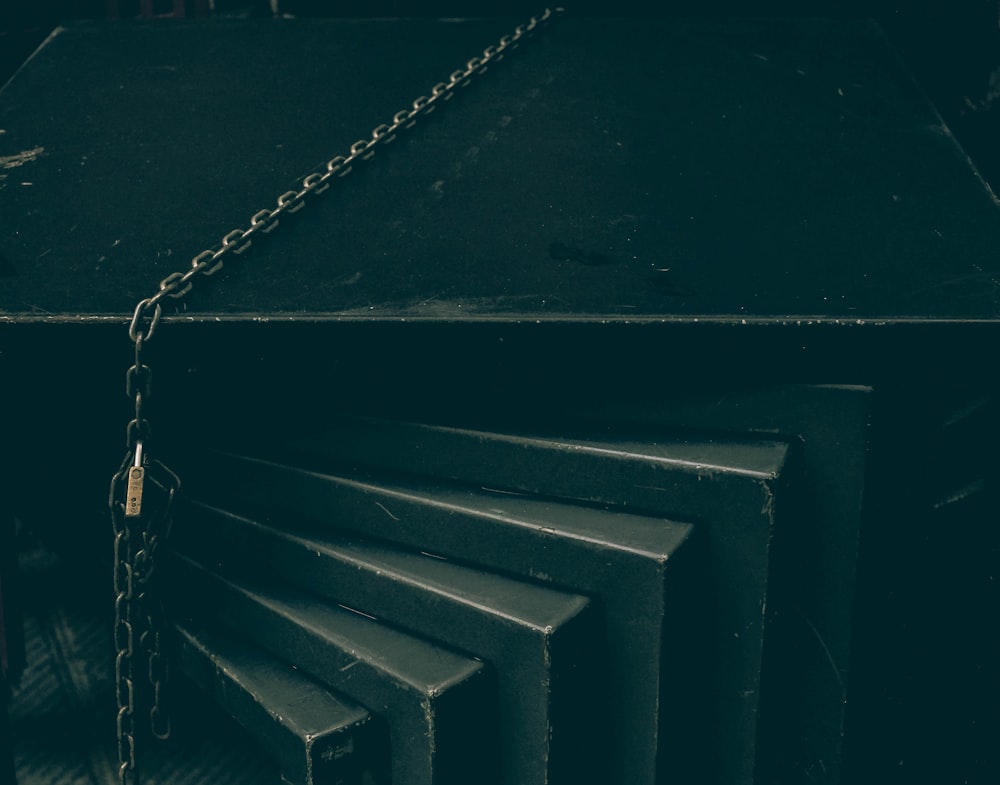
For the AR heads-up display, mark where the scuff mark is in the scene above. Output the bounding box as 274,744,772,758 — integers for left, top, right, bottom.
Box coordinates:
0,146,44,174
480,486,530,497
760,486,776,518
801,613,844,691
338,604,377,621
374,501,400,521
19,302,52,314
933,478,986,510
943,396,991,428
962,66,1000,114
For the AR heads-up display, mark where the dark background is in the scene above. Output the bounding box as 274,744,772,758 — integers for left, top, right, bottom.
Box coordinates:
3,1,1000,192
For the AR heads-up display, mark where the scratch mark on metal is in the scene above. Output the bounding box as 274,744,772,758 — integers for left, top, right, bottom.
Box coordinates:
481,486,531,497
374,501,400,521
801,613,844,691
943,396,991,427
0,146,44,172
338,604,377,621
933,478,986,509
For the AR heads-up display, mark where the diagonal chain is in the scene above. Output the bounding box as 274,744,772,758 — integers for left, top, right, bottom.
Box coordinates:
128,7,563,344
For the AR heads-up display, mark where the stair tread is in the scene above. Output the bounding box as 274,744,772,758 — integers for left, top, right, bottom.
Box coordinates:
181,498,593,631
175,500,601,785
174,621,380,785
167,551,493,785
177,416,794,785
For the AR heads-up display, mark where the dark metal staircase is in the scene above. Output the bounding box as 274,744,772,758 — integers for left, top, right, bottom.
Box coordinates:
160,405,852,785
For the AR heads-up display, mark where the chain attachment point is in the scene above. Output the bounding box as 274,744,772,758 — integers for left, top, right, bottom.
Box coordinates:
128,299,161,343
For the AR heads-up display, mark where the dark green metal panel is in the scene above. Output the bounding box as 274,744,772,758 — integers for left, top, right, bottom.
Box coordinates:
173,622,383,785
180,446,694,785
280,418,790,784
172,498,599,785
165,551,493,785
2,18,1000,322
570,384,873,784
179,417,794,785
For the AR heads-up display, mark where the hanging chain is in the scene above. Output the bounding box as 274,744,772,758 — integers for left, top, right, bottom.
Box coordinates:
110,443,180,785
109,327,180,785
110,492,136,784
110,8,562,784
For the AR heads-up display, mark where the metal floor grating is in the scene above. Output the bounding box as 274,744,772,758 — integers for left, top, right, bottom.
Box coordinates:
7,536,279,785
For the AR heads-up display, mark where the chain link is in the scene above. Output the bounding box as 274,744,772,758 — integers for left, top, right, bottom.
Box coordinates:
110,455,179,785
111,327,181,785
110,8,561,783
110,459,138,785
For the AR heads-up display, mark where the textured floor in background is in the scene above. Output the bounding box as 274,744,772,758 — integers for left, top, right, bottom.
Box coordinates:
8,535,279,785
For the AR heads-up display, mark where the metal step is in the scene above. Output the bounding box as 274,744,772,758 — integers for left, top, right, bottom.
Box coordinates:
179,417,794,785
173,621,383,785
272,416,794,784
173,498,601,785
181,449,695,784
165,551,493,785
569,384,872,783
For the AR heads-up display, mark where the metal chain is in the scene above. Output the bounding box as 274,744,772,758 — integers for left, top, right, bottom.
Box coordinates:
133,481,176,743
110,457,139,785
126,6,562,343
110,452,179,785
125,337,152,452
111,8,562,783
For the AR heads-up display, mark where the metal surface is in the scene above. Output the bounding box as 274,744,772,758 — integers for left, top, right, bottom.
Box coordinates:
178,417,797,785
179,446,693,784
2,18,1000,322
571,384,873,783
166,551,492,785
278,417,793,784
174,622,381,785
173,498,600,785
